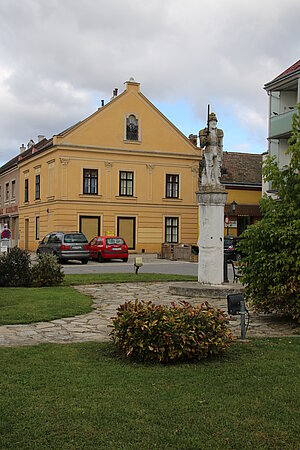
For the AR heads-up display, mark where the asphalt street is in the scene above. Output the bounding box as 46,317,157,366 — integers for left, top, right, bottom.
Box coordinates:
62,258,198,276
62,255,235,280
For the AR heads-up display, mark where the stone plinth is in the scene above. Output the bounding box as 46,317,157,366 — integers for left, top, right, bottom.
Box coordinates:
169,282,244,299
197,188,227,285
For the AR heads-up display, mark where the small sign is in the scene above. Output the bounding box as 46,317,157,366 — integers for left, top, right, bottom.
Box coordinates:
229,221,237,228
1,228,11,240
224,216,229,225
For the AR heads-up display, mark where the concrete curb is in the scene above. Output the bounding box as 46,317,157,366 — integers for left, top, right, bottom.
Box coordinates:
169,282,244,298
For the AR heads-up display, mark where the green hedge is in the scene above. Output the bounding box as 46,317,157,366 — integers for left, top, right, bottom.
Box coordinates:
110,300,233,363
0,248,64,287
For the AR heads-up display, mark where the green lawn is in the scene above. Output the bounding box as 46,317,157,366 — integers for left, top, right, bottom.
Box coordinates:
0,274,196,325
0,338,299,449
63,272,197,285
0,287,92,325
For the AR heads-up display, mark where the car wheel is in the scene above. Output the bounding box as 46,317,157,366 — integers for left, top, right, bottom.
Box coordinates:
81,259,89,265
236,253,242,262
122,258,128,262
98,252,104,263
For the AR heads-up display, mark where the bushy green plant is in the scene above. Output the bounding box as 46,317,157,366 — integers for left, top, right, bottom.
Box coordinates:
110,300,233,363
0,247,32,287
238,104,300,321
31,253,64,287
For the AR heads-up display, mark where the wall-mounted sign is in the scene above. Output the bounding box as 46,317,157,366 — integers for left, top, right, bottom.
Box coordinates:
1,228,11,240
228,221,237,228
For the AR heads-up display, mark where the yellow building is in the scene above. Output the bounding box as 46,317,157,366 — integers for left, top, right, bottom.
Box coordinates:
18,79,201,252
221,152,262,236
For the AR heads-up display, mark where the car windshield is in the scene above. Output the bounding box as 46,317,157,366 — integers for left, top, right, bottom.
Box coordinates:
107,238,124,245
64,233,88,243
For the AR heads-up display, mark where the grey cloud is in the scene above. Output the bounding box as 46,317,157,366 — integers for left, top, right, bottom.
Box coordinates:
0,0,299,164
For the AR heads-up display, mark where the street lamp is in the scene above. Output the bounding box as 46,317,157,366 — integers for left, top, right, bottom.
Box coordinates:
231,200,237,213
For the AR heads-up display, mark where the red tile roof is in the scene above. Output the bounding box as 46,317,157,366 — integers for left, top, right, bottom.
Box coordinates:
221,152,262,186
265,59,300,87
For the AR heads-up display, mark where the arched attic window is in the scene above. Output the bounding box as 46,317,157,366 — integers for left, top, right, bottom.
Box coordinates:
126,114,138,141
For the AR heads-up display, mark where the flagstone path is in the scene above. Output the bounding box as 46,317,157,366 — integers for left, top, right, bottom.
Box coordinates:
0,283,299,347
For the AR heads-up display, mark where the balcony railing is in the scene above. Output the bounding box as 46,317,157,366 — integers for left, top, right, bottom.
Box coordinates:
269,108,296,138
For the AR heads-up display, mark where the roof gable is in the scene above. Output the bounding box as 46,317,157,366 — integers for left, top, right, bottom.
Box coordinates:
56,81,200,157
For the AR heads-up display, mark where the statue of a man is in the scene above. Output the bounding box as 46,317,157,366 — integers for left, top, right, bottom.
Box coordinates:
199,112,223,187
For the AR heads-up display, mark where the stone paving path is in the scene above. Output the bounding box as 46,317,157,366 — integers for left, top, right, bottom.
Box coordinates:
0,283,299,347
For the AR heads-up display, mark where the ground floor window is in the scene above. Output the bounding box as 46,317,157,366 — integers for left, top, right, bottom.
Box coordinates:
165,217,178,243
237,216,253,236
35,216,40,240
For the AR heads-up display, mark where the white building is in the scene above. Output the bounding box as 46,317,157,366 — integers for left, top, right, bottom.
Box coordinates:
264,59,300,193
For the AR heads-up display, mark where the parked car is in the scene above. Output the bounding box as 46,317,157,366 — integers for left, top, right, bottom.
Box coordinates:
37,231,89,264
224,235,242,261
88,236,128,262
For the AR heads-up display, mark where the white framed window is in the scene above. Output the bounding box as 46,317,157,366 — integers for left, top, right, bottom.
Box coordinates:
83,169,98,195
5,182,9,202
165,217,179,243
11,180,16,199
126,114,138,141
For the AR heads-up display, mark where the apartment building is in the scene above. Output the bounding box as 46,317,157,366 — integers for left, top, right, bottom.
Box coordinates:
264,59,300,193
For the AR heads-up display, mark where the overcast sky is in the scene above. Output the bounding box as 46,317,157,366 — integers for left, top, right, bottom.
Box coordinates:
0,0,299,166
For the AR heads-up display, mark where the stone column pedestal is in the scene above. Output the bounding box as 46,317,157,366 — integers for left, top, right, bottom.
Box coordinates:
197,188,227,285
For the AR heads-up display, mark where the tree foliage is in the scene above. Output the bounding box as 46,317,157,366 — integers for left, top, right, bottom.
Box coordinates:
238,104,300,321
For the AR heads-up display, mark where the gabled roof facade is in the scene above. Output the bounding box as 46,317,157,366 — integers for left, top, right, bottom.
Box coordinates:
54,80,200,158
1,79,200,171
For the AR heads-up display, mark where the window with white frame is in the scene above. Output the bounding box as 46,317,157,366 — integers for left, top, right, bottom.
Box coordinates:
11,180,16,199
24,178,29,202
166,174,179,198
83,169,98,195
5,183,9,202
126,114,138,141
35,174,40,200
119,171,133,196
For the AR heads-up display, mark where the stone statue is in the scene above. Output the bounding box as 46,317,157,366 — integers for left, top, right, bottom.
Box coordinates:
199,112,223,187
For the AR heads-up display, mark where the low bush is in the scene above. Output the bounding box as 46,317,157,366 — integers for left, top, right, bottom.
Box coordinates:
31,253,64,287
110,300,233,363
0,247,32,287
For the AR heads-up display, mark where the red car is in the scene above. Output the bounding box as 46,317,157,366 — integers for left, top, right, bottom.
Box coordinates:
88,236,128,262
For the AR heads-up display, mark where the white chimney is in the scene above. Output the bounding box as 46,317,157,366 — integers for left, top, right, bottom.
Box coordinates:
20,144,26,153
27,139,35,149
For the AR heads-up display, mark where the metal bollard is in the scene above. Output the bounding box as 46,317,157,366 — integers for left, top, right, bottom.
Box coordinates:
223,253,229,283
240,299,246,339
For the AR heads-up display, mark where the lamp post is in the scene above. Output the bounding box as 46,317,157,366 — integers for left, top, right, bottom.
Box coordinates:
231,200,237,214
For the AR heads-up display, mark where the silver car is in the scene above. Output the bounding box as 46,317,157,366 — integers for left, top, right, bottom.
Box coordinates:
37,231,89,264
